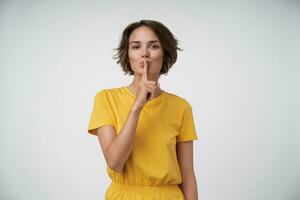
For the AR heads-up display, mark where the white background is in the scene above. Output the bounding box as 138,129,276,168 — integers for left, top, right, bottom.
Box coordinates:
1,0,299,199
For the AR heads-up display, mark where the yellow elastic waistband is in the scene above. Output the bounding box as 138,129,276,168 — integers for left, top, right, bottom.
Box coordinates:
109,182,180,193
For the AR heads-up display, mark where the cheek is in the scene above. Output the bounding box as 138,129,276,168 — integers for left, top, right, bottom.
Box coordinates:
152,50,164,60
128,50,139,61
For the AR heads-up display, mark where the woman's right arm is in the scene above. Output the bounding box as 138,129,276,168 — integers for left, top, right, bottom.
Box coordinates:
96,105,142,172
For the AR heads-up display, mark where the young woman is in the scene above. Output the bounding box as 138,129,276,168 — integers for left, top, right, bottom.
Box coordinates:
88,19,198,200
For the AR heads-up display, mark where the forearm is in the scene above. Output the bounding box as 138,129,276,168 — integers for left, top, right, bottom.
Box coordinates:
106,105,142,172
179,175,198,200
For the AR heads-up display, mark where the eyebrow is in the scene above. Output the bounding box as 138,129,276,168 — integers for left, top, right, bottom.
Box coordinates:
129,40,160,44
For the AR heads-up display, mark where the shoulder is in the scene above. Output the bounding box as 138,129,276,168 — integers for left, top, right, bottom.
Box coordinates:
91,87,121,104
94,86,124,97
163,90,192,109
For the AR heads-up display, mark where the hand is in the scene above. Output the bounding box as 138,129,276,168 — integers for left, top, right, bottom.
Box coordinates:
133,58,161,109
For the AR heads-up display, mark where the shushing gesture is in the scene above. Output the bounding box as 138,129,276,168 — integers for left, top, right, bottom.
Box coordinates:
133,58,161,109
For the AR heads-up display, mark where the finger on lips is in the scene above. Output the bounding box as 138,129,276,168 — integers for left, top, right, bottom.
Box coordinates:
141,59,161,100
142,59,148,82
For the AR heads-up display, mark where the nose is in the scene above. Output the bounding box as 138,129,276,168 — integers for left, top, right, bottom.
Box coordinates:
141,46,150,58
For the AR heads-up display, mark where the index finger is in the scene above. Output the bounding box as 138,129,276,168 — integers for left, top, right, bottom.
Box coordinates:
142,59,148,82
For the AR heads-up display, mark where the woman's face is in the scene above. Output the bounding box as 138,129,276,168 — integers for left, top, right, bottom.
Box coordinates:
128,26,164,80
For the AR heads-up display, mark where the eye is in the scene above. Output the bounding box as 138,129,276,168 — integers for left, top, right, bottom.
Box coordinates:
151,44,160,49
131,45,139,49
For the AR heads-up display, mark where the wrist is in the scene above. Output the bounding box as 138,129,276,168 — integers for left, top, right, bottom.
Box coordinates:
131,104,143,113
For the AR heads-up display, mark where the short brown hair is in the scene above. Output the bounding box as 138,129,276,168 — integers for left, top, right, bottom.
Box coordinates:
113,19,183,76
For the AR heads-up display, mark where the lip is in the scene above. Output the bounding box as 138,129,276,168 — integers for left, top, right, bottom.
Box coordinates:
139,61,152,65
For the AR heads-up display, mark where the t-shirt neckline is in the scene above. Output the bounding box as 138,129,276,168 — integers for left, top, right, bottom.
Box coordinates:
122,86,166,105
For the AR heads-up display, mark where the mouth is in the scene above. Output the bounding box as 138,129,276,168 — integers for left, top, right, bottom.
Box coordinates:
139,61,152,66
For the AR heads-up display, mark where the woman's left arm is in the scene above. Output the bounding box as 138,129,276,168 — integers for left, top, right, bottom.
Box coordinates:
177,141,198,200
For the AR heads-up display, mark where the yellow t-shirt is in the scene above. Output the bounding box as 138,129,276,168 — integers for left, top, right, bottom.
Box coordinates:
88,86,198,186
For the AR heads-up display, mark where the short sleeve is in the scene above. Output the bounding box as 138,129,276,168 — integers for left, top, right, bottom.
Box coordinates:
87,90,115,136
176,101,199,142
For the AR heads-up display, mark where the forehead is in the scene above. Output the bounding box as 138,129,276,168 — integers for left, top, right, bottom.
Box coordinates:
129,26,159,42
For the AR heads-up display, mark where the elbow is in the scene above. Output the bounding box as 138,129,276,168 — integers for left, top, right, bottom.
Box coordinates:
105,146,124,172
107,159,124,172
